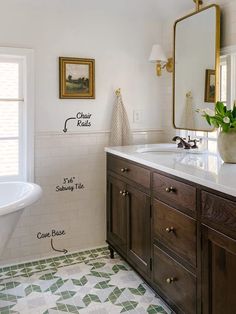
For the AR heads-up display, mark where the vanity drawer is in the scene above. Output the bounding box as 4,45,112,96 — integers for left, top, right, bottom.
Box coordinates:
153,245,196,314
153,200,197,266
107,155,150,189
153,172,196,212
201,191,236,239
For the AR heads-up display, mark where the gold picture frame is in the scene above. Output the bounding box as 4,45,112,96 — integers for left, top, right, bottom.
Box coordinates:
205,69,216,103
59,57,95,99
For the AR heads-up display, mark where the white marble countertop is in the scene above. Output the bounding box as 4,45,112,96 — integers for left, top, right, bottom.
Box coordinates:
105,143,236,198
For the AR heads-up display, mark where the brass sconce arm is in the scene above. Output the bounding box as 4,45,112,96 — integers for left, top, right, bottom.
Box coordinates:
156,58,173,76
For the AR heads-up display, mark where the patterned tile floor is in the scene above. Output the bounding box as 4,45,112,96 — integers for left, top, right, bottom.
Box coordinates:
0,247,172,314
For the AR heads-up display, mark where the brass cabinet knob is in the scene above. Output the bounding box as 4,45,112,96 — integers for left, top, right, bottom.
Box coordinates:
165,227,175,233
165,186,175,193
166,277,175,284
121,168,129,173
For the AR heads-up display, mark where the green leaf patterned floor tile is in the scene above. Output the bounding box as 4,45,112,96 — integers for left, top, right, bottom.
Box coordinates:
71,276,88,286
94,280,111,289
106,287,125,304
112,264,129,273
118,300,138,312
147,304,169,314
129,284,146,296
0,246,172,314
57,290,76,301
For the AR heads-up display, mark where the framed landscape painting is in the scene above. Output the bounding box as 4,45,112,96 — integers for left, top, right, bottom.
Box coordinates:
59,57,95,99
204,69,216,103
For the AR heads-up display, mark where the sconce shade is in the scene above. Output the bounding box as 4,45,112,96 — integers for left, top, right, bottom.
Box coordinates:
149,44,167,62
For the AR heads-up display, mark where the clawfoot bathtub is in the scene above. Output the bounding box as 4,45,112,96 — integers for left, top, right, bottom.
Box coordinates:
0,182,42,256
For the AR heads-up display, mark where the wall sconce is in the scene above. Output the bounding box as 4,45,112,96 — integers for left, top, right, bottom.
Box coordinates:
149,44,173,76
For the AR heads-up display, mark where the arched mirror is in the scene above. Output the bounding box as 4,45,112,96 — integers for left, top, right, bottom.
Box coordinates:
173,3,220,131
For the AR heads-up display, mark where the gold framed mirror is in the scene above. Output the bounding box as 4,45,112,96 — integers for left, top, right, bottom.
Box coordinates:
173,3,220,131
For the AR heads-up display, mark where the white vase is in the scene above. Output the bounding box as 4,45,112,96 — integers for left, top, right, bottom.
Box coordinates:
217,129,236,163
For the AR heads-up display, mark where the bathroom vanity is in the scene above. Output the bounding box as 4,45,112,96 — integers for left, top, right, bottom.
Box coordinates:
105,144,236,314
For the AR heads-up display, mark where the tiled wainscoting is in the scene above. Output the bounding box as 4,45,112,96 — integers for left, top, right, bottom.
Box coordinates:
0,130,164,266
0,247,171,314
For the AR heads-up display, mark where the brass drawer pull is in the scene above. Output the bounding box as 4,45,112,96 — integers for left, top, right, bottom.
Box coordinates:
165,186,175,193
120,190,129,197
166,277,175,284
121,168,129,173
165,227,175,233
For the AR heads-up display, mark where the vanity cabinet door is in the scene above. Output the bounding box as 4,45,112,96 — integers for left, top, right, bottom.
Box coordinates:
202,225,236,314
107,176,127,255
153,245,196,314
126,185,151,276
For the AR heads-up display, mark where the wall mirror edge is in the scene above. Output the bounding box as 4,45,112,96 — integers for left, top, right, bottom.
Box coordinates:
173,3,221,132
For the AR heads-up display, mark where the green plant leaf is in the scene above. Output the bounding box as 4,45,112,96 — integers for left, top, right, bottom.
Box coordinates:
215,102,226,116
232,104,236,119
231,120,236,127
211,119,220,128
196,101,236,131
222,123,230,132
205,114,211,125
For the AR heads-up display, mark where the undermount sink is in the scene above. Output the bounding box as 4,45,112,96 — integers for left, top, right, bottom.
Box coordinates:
136,144,207,154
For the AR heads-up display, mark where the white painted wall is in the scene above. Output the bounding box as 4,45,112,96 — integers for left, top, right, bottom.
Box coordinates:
0,0,164,133
0,0,165,265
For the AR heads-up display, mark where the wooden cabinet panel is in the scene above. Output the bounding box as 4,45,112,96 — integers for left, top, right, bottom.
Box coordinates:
202,226,236,314
107,176,127,254
153,172,196,212
153,199,197,266
107,174,151,277
202,191,236,239
106,153,236,314
127,185,151,275
107,154,150,189
153,245,196,314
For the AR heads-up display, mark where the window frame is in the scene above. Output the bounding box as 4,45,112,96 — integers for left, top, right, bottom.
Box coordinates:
221,45,236,109
0,47,34,182
180,45,236,151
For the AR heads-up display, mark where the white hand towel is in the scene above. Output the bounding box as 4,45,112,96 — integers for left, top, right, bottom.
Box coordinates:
110,91,132,146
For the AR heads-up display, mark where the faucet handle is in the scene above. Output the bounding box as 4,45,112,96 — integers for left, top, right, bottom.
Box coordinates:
188,138,202,149
188,136,202,144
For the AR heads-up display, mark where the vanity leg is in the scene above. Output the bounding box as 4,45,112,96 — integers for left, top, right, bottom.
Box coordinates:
108,246,114,259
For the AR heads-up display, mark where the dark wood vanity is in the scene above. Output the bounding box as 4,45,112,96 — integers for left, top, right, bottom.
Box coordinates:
106,153,236,314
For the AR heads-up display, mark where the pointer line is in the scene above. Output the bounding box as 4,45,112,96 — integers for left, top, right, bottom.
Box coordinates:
50,238,68,254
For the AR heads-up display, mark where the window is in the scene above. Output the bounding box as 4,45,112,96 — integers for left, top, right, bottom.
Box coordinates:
220,56,227,104
180,48,236,156
0,48,34,182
